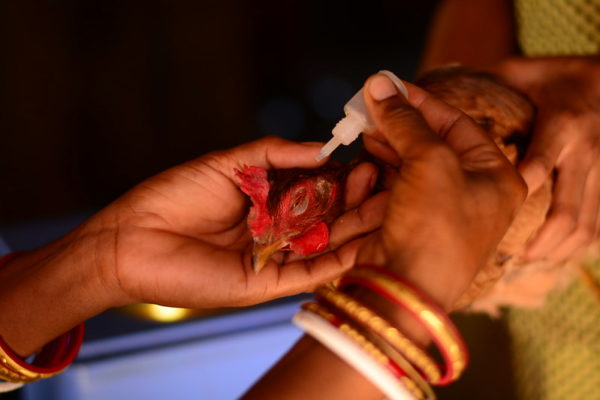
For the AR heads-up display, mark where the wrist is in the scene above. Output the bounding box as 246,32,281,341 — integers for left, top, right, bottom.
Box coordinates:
78,213,135,308
356,239,476,312
385,256,476,313
0,222,115,356
336,266,468,385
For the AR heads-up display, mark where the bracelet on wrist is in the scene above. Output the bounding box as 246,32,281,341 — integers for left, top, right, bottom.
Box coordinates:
0,252,85,384
293,309,424,400
339,264,468,385
315,285,442,384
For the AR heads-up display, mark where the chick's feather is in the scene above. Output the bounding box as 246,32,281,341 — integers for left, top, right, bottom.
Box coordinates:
235,163,349,269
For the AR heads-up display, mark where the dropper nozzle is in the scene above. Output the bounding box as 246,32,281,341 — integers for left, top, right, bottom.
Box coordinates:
316,136,342,161
316,70,407,161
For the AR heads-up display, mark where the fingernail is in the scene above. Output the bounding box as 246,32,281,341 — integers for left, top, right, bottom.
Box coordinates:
378,70,409,99
368,74,398,101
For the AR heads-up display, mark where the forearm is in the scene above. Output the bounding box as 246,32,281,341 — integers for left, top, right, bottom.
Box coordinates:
0,221,115,357
419,0,517,73
244,259,461,399
244,297,440,399
244,335,384,400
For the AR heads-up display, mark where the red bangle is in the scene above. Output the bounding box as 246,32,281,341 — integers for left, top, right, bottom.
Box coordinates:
30,333,69,367
339,264,468,385
302,300,435,399
315,284,443,385
0,252,85,381
0,324,84,374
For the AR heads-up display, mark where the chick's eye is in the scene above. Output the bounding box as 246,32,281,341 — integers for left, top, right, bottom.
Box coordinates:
291,189,309,216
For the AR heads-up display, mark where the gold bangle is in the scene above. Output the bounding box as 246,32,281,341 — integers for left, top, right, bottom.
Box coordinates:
0,323,84,383
0,365,35,384
302,303,392,371
311,295,436,399
0,345,66,381
359,320,437,400
340,266,468,384
0,355,64,382
303,302,430,400
316,285,442,384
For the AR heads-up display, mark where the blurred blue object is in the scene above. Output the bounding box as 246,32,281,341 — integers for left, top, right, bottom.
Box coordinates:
23,301,304,400
1,213,309,400
0,235,10,256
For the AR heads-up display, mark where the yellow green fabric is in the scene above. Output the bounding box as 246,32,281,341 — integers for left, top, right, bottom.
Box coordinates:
506,261,600,400
505,3,600,399
514,0,600,56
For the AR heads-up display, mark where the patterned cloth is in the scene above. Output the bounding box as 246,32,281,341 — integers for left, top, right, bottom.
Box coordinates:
507,2,600,398
515,0,600,56
506,260,600,399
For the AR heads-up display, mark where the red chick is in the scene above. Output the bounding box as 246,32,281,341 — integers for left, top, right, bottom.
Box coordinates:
235,163,349,273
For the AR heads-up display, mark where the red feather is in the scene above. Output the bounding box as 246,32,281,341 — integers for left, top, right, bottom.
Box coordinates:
235,163,349,270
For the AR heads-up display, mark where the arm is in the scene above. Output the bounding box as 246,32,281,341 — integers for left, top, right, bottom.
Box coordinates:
419,0,516,73
0,138,382,358
245,73,525,398
495,55,600,261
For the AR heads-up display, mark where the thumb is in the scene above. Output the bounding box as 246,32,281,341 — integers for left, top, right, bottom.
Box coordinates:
364,73,446,161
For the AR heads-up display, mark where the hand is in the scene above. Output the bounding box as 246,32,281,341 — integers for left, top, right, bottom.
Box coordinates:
90,137,383,308
358,73,526,310
496,56,600,261
0,137,384,356
244,74,527,400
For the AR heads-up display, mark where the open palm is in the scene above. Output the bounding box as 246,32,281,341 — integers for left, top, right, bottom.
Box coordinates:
90,137,383,309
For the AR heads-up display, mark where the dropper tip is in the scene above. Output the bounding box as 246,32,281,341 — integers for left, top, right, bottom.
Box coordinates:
315,151,328,162
316,137,341,161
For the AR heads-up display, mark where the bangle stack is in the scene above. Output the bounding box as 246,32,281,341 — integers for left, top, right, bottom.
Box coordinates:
293,264,469,400
0,252,85,384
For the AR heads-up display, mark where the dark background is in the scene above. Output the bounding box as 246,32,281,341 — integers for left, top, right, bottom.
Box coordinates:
0,0,435,224
0,2,517,399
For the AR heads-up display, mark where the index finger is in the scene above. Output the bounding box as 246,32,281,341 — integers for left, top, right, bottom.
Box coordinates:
365,75,506,168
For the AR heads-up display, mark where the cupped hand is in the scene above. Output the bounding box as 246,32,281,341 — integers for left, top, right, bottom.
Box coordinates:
496,56,600,261
89,137,383,309
358,74,526,309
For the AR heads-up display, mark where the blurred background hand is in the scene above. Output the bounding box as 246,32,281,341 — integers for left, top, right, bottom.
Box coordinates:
496,56,600,261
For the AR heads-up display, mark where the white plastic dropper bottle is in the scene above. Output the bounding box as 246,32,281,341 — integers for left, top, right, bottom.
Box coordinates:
316,70,409,161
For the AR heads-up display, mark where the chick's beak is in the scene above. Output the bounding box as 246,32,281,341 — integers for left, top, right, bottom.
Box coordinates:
252,238,288,274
